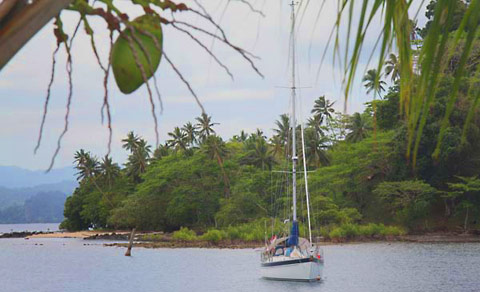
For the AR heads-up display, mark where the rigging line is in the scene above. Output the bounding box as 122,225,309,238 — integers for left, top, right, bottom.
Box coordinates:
299,88,313,244
299,178,305,238
282,88,293,223
270,170,273,237
276,165,285,223
294,0,313,243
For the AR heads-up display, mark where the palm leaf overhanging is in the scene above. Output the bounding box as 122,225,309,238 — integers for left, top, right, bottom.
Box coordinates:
313,0,480,167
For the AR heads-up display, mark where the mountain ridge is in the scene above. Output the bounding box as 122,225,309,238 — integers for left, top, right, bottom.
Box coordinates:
0,166,78,223
0,165,76,189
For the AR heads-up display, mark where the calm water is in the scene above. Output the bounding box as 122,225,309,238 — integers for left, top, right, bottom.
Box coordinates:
1,232,480,291
0,223,60,234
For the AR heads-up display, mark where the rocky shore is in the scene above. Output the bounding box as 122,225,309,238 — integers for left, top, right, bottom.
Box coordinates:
84,232,130,241
1,230,480,248
0,231,54,238
104,233,480,249
104,240,263,249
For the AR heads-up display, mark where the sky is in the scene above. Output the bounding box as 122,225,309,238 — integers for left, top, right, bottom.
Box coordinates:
0,0,428,170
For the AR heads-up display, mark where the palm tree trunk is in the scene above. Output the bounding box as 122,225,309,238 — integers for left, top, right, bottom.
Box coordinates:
90,177,115,209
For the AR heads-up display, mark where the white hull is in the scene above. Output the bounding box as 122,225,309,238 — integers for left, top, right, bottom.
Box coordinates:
261,260,323,281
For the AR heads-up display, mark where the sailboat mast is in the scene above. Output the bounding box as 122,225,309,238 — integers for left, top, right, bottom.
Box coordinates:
290,1,297,222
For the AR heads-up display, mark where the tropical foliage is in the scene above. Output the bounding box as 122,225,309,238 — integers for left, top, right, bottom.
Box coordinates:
61,10,480,236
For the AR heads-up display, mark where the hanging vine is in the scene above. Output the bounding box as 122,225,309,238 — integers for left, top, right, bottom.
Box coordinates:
34,0,264,170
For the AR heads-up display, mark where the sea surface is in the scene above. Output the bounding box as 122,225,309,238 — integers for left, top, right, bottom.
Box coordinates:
1,224,480,292
0,223,60,234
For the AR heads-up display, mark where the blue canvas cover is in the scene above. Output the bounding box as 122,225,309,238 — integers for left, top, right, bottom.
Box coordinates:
286,220,299,246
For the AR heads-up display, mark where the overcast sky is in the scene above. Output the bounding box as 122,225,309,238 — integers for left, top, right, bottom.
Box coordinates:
0,0,428,170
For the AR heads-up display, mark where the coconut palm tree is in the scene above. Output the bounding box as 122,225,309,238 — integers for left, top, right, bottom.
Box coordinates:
74,149,99,181
231,130,248,143
202,135,230,198
363,69,387,99
73,149,107,201
242,139,276,170
385,53,400,83
269,135,284,160
255,128,266,140
182,122,197,147
99,155,120,189
326,0,479,165
125,138,151,182
304,128,330,167
167,127,187,151
273,114,290,145
195,113,218,143
122,131,140,153
153,143,170,160
307,115,325,139
239,130,248,142
311,96,336,126
346,113,372,143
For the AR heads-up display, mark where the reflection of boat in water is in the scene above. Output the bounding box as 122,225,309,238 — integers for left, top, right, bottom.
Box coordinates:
260,1,324,282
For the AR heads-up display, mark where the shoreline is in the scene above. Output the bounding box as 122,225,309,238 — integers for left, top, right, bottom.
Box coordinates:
2,230,480,248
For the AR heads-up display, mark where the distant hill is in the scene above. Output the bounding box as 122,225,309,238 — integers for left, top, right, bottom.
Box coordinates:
0,191,69,223
0,166,76,188
24,191,69,223
0,166,78,223
0,181,78,209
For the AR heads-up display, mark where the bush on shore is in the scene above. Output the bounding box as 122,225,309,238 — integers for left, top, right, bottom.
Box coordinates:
167,221,406,244
172,227,197,241
200,229,226,243
329,223,406,240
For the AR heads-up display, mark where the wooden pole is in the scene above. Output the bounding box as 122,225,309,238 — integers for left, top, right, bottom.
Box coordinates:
125,228,136,256
0,0,73,70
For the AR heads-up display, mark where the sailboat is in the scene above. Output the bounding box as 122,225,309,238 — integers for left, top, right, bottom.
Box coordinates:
260,1,324,282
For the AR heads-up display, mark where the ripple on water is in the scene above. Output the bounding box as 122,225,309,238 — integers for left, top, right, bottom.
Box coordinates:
0,239,479,292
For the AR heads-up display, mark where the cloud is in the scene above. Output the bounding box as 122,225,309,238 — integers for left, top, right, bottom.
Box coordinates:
0,0,428,169
167,88,273,104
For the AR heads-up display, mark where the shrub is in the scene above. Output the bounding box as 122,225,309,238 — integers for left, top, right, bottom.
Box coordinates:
224,218,285,242
172,227,197,241
318,227,330,238
358,223,383,236
329,227,347,239
201,229,225,243
341,223,359,238
382,225,406,236
225,226,241,240
327,223,406,240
